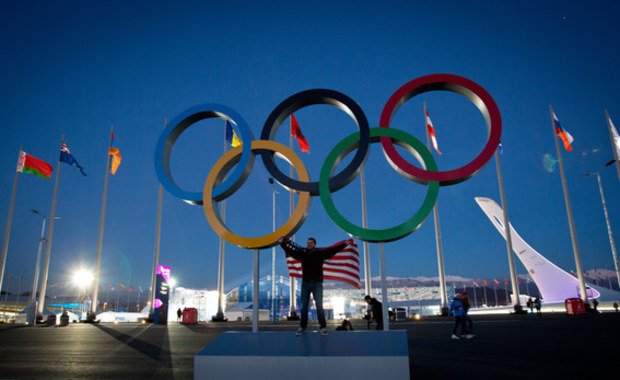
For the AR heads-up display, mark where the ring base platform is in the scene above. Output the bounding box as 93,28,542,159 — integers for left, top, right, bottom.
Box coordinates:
194,330,410,379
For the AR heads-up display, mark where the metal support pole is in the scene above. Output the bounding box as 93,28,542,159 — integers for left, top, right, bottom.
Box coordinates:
150,184,163,314
271,183,278,324
494,151,521,309
589,169,620,289
424,111,448,315
379,242,389,331
550,106,588,304
360,168,372,297
28,214,46,325
39,151,63,316
0,146,21,299
252,249,259,333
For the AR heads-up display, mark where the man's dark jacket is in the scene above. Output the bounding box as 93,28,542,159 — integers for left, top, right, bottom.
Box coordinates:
280,238,348,282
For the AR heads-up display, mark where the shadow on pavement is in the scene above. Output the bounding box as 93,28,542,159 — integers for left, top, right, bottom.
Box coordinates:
93,324,172,367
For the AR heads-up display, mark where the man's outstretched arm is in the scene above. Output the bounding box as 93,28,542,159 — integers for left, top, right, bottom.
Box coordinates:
315,239,351,260
279,236,306,260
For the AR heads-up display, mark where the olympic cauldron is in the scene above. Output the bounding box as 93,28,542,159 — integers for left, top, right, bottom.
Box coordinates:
154,74,501,249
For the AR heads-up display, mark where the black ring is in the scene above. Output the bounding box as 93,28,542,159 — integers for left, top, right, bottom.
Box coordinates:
259,89,370,195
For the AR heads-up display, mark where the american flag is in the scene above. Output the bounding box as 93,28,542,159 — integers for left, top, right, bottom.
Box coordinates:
286,239,360,289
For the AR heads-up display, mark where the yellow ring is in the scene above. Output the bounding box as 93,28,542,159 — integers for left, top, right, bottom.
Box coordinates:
203,140,312,249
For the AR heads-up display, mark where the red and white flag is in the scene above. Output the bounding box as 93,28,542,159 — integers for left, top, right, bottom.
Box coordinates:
286,239,360,289
425,104,442,155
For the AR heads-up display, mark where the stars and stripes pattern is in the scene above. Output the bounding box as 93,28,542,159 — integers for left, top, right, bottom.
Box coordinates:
286,239,360,289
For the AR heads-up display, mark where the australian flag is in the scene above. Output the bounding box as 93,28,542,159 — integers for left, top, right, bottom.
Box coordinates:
60,143,87,176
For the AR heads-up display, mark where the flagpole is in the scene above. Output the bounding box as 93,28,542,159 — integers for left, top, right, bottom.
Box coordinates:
472,283,478,307
150,118,167,316
605,110,620,182
288,119,297,319
0,146,22,298
150,182,163,314
525,278,530,296
494,150,521,310
214,120,227,321
91,126,114,315
424,102,448,315
38,137,63,316
493,282,498,306
582,163,620,289
550,106,589,305
360,167,372,297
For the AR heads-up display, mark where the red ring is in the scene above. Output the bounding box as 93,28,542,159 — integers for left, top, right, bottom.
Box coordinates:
379,74,502,185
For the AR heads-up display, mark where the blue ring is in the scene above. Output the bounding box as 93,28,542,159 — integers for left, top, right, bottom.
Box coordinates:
154,104,255,205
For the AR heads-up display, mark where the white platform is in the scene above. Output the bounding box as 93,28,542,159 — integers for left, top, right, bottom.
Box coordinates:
194,330,410,379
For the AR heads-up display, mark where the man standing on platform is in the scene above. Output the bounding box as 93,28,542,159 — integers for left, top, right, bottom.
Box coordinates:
279,236,349,336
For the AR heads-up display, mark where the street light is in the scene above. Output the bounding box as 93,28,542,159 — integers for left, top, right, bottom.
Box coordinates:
27,210,60,326
582,159,619,289
268,178,279,324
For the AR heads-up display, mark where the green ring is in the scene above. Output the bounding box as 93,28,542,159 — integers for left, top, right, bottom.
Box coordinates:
319,127,439,243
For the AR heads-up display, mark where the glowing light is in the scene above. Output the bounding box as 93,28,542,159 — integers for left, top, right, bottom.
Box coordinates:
71,269,94,287
330,297,346,319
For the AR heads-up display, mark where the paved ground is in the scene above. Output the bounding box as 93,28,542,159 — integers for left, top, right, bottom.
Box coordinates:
0,312,617,379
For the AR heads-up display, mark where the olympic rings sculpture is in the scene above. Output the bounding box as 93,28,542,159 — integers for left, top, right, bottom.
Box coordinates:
154,74,502,249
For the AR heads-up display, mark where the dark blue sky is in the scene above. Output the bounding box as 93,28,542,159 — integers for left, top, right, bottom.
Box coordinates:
1,1,619,294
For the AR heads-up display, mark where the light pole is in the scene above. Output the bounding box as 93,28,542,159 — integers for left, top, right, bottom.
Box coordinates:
28,210,59,325
582,159,620,289
268,178,279,324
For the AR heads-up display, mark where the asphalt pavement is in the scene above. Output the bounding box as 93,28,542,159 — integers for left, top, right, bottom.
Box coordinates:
0,312,617,379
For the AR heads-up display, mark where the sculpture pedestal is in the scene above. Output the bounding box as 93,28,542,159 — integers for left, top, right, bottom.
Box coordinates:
194,330,410,379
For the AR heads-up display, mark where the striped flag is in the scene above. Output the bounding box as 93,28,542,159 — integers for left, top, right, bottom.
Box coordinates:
108,284,115,290
552,112,574,151
119,284,126,290
473,281,479,287
17,150,53,179
493,279,500,285
129,286,135,292
109,132,121,174
286,239,360,289
425,104,442,154
225,121,242,148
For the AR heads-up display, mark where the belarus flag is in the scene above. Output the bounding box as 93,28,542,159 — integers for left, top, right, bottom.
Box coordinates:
425,104,441,155
17,150,53,179
553,112,574,151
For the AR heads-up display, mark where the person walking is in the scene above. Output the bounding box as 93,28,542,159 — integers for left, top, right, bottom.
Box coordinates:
364,295,384,330
279,236,349,336
527,297,534,317
462,292,474,337
449,293,473,339
534,296,542,316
